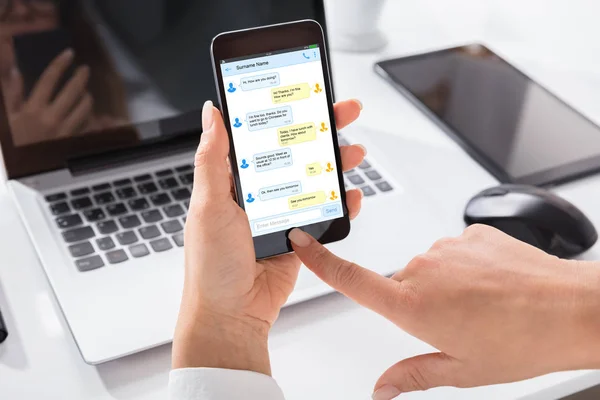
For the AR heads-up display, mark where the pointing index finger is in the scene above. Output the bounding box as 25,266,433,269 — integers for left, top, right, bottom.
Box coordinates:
288,228,407,321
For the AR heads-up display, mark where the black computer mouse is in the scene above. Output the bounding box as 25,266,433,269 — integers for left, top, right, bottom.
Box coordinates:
464,184,598,257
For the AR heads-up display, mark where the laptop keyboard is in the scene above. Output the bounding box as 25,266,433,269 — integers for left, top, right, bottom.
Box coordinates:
337,137,394,197
43,136,393,273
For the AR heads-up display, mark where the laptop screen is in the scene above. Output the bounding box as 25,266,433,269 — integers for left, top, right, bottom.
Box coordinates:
0,0,328,178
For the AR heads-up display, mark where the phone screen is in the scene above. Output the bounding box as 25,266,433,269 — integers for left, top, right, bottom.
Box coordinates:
219,44,343,237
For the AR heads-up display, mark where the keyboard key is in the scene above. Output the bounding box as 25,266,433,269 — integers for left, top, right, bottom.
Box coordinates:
347,175,365,185
128,198,150,211
83,208,106,222
138,182,158,195
365,170,382,181
106,203,127,216
140,225,161,239
130,243,150,258
173,232,184,247
171,187,191,200
62,226,95,243
158,177,179,189
116,231,138,245
71,197,93,210
360,186,376,197
113,178,132,186
150,238,173,252
179,172,194,185
75,255,104,272
92,183,111,192
116,187,137,199
161,219,183,234
97,220,118,235
68,241,94,258
376,181,394,192
56,214,83,229
119,214,141,229
141,209,163,223
156,169,173,177
164,204,184,218
106,249,128,264
150,193,171,206
183,200,190,209
94,191,115,205
96,237,115,251
175,165,193,172
45,192,66,202
134,174,152,182
358,160,372,170
71,187,90,197
50,202,70,215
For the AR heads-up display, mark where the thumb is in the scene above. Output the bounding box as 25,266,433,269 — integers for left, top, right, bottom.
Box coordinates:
288,228,404,320
192,100,231,202
373,353,464,399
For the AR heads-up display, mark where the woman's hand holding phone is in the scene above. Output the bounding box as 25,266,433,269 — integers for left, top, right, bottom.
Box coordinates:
1,48,93,145
172,99,365,375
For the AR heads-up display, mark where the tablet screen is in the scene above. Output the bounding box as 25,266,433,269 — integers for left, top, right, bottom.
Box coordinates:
377,44,600,184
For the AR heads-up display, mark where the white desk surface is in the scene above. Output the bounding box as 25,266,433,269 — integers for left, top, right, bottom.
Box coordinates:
2,2,600,399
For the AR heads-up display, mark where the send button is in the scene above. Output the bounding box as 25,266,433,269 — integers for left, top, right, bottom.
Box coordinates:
322,204,341,217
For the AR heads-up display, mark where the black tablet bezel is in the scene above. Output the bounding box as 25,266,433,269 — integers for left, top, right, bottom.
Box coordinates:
375,44,600,188
211,20,350,259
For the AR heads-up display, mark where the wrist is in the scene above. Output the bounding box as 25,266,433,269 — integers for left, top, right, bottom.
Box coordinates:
560,260,600,369
173,302,271,375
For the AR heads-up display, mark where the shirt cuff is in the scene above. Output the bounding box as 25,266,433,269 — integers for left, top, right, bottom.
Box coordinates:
169,368,285,400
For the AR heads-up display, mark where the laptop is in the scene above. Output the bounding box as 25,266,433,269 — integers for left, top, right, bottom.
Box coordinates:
0,0,440,364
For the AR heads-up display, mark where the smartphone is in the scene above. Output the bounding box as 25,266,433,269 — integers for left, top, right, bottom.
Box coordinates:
211,20,350,259
13,28,77,99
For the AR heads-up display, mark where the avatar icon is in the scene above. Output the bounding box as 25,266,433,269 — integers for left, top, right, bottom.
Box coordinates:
325,162,334,172
246,193,255,203
330,191,338,201
314,83,323,93
233,118,243,128
240,159,249,169
227,82,237,93
320,122,328,132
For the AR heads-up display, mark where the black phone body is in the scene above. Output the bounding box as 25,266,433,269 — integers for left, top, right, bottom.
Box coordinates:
13,28,76,99
211,20,350,259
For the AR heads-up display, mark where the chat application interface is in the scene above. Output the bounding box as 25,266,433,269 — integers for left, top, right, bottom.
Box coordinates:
221,45,342,237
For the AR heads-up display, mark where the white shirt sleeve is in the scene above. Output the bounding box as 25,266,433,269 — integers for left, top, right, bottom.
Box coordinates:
169,368,285,400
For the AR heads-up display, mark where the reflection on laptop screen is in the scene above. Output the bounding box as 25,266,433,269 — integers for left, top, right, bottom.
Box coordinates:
0,0,324,148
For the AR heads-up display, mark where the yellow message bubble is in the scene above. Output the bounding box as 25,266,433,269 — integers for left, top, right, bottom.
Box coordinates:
306,163,322,176
288,191,326,210
278,123,316,146
271,83,311,104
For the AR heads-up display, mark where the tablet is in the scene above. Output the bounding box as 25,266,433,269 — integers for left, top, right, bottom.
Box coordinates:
375,44,600,187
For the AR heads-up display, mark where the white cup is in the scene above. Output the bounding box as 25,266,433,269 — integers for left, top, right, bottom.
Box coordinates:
326,0,388,53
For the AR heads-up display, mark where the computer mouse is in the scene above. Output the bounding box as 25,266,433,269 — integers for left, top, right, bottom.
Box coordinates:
464,184,598,257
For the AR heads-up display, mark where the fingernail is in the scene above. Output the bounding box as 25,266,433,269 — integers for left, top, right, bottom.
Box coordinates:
358,188,364,199
354,99,363,110
202,100,214,131
288,228,312,248
10,66,19,78
63,48,74,59
372,385,401,400
356,144,367,156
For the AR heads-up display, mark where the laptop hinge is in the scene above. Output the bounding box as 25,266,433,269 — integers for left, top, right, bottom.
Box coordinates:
67,133,199,177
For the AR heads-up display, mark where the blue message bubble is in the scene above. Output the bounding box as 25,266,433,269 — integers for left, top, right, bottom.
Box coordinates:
246,106,293,131
253,148,293,172
241,72,280,91
258,181,302,201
